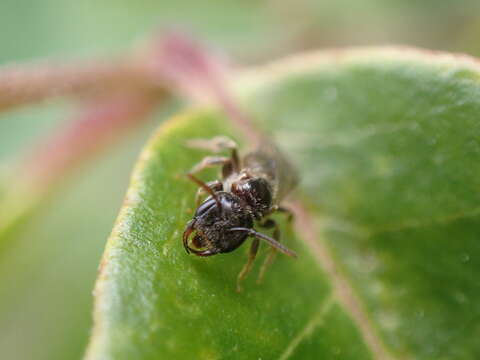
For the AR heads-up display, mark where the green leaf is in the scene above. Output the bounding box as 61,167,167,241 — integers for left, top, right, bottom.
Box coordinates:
87,48,480,359
86,113,371,359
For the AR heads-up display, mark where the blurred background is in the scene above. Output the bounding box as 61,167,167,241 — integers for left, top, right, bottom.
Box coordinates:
1,1,480,359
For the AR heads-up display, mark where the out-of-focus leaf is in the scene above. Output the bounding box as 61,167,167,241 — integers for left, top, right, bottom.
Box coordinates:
88,48,480,359
0,122,161,360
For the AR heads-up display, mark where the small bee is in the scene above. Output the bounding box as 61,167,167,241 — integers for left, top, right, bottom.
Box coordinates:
183,136,298,292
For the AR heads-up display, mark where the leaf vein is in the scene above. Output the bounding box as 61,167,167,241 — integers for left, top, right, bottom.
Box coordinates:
291,202,397,360
278,295,335,360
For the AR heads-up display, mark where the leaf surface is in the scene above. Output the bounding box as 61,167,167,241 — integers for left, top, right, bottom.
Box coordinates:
88,48,480,359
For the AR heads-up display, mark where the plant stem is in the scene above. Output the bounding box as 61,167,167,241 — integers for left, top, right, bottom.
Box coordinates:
0,59,159,112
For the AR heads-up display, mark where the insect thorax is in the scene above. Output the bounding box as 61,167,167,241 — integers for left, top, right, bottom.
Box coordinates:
229,174,273,218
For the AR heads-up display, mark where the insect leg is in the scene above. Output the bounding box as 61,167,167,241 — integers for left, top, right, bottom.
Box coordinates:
187,136,240,173
186,136,237,152
267,205,294,222
229,146,240,173
236,238,260,293
276,206,294,222
189,156,231,175
194,180,223,207
257,219,281,284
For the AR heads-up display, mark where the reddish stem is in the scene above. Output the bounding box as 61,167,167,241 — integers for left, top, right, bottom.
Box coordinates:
0,59,159,112
20,92,162,190
5,32,250,200
151,32,262,144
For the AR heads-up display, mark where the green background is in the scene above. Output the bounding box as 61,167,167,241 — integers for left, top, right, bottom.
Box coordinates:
2,1,480,359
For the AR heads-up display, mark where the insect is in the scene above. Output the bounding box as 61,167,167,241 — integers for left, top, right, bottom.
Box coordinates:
182,136,298,292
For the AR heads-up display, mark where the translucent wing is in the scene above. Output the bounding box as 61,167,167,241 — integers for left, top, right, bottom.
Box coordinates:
243,140,298,204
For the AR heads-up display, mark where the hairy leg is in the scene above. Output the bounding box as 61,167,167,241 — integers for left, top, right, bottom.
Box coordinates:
187,136,240,174
266,205,294,222
236,238,260,293
257,218,281,284
189,156,231,175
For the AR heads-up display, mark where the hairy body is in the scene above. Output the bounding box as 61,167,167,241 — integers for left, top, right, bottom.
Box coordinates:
183,136,297,291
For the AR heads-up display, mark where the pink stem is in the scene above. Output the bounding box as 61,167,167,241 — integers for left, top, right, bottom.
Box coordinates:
0,59,157,112
6,32,246,199
19,92,161,190
151,32,262,144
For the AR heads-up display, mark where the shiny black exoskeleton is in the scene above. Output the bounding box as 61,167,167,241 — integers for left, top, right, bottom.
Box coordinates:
182,136,297,291
184,192,253,256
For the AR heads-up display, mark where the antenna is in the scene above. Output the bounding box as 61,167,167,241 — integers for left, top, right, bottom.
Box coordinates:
186,173,222,210
228,227,297,258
